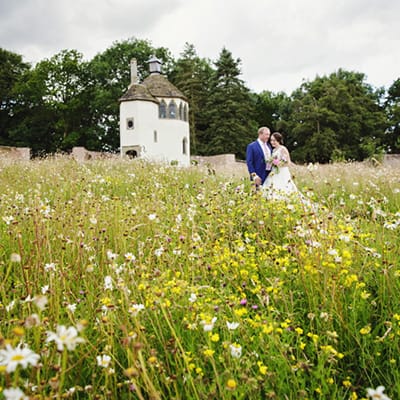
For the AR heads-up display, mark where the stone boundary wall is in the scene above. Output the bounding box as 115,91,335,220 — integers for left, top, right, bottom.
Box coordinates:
2,145,400,172
71,147,118,162
191,154,248,178
72,150,249,177
383,154,400,166
0,146,31,160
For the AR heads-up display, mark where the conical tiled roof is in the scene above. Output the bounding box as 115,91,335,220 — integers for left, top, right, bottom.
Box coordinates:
119,83,159,104
142,74,187,100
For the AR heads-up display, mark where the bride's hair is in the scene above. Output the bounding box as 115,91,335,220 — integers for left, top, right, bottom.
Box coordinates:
271,132,283,144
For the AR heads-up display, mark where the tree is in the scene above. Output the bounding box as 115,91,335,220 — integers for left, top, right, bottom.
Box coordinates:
9,67,59,155
1,48,100,154
385,78,400,153
281,69,387,163
87,37,174,151
0,48,31,146
202,48,257,159
8,49,95,154
253,90,291,132
169,43,213,155
32,50,94,151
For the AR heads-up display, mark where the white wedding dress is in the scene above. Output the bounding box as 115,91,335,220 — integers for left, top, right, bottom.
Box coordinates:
262,146,300,200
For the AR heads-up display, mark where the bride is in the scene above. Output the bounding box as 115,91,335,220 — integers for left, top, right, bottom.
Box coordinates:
262,132,300,199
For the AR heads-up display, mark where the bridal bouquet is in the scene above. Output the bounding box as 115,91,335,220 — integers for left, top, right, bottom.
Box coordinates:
266,154,287,173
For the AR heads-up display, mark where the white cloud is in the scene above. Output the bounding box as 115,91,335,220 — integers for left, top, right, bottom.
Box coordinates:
0,0,399,93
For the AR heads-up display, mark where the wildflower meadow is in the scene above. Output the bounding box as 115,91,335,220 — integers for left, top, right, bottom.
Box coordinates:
0,157,399,399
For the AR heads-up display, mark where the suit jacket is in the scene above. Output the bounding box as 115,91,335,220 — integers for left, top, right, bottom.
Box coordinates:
246,140,272,184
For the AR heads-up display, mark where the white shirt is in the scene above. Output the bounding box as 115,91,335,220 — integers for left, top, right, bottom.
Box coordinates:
257,139,271,159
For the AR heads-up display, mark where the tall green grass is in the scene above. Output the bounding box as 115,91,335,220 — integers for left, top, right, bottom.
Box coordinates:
0,157,399,399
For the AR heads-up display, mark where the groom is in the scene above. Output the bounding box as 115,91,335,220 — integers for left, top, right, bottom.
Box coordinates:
246,127,272,189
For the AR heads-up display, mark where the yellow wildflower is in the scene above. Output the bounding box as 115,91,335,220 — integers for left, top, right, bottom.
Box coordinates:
257,361,268,375
210,333,220,342
359,325,371,335
234,308,247,317
360,291,371,300
226,379,237,390
307,332,319,343
203,349,215,357
12,327,25,337
343,379,352,388
262,324,274,334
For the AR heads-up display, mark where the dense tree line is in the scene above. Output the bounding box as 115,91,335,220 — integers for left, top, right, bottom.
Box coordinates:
1,38,399,162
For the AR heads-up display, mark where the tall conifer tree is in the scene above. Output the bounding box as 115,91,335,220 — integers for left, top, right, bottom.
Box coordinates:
169,43,212,154
203,48,257,159
386,79,400,153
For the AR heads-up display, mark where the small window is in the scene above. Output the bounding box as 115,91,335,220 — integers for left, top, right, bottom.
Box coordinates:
183,104,188,121
168,101,177,119
182,137,188,155
179,103,183,120
159,101,167,118
154,130,158,143
126,118,134,130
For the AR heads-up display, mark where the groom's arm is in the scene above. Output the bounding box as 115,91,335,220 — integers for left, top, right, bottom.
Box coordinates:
246,143,256,174
246,144,261,184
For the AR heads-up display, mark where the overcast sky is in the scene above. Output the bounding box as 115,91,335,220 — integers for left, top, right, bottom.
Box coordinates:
1,0,399,94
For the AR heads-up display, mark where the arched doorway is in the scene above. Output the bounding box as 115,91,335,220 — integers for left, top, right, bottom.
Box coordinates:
126,150,138,159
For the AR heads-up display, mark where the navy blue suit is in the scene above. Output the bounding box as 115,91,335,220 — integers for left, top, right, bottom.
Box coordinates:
246,140,272,185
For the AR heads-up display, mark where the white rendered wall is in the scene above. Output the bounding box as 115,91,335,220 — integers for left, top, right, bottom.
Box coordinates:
154,98,190,166
120,100,158,155
120,98,190,166
157,119,190,165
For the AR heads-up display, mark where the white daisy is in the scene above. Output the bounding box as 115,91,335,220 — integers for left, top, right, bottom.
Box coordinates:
96,354,112,368
46,325,85,351
226,321,240,330
44,263,56,272
229,343,242,358
104,276,113,290
67,303,77,313
200,317,217,332
2,387,29,400
124,252,136,262
366,385,391,400
0,343,40,372
106,250,118,260
188,293,197,303
129,304,145,317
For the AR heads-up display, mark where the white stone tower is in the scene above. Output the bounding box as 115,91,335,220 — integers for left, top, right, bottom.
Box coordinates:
119,57,190,166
